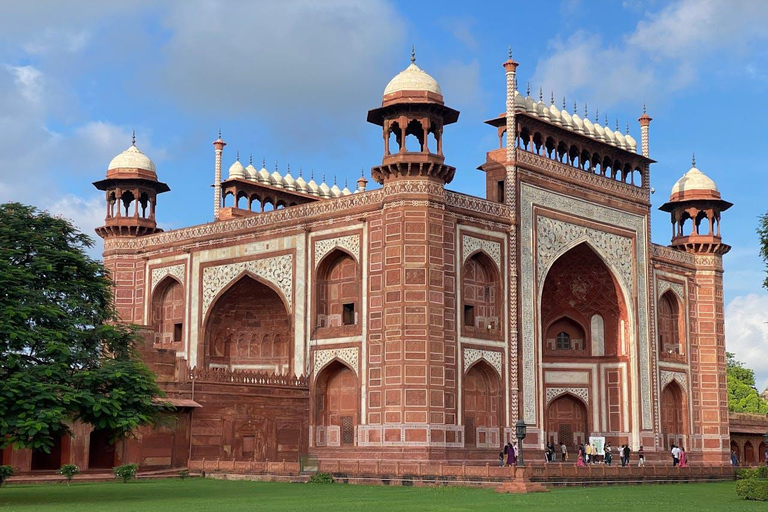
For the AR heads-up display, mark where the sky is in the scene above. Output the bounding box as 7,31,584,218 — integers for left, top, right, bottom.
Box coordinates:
1,0,767,388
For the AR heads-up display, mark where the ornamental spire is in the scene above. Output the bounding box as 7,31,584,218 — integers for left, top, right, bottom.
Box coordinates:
411,45,416,64
131,130,136,146
692,153,696,167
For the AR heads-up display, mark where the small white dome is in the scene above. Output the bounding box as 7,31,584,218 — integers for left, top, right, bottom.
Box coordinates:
613,131,627,150
537,101,550,120
583,117,595,138
108,144,155,172
307,178,319,195
295,175,307,193
319,181,330,198
341,186,352,196
671,166,718,197
228,160,245,180
270,170,283,187
383,62,442,96
330,183,341,197
593,122,605,142
549,104,562,125
283,172,295,190
514,90,526,110
244,164,258,180
258,167,270,183
524,95,536,113
560,109,573,129
624,133,637,152
603,125,615,145
571,113,584,134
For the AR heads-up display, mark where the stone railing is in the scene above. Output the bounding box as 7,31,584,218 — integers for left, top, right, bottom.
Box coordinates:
188,367,308,388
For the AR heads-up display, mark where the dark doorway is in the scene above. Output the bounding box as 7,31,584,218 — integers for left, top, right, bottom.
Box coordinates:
88,429,117,469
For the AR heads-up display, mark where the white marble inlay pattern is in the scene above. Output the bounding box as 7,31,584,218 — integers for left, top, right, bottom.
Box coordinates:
314,347,359,376
545,387,589,406
463,348,502,377
202,254,293,316
462,234,502,269
658,280,684,301
314,234,360,267
151,263,185,292
660,370,687,390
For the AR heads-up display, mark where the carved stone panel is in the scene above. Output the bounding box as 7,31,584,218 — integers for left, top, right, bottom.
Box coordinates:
463,348,502,377
314,235,360,268
545,387,589,406
202,254,293,317
658,280,685,301
314,347,359,376
462,235,502,269
151,263,185,292
659,370,687,390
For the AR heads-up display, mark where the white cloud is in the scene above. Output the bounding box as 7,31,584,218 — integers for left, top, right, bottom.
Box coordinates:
6,65,44,105
439,17,479,50
726,294,768,392
532,0,768,108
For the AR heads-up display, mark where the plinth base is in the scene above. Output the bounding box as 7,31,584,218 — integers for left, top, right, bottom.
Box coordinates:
495,467,549,494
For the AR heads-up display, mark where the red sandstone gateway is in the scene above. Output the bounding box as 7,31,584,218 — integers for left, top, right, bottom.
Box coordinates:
2,50,741,473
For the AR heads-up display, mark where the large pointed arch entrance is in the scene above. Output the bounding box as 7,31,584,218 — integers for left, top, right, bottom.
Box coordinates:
204,275,292,373
315,361,359,447
546,394,588,451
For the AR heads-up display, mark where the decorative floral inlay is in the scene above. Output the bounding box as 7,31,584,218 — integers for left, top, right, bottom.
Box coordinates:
658,280,684,301
536,216,633,293
314,347,359,376
202,254,293,316
660,370,687,390
462,235,502,269
545,387,589,406
314,235,360,267
151,263,185,292
463,348,502,376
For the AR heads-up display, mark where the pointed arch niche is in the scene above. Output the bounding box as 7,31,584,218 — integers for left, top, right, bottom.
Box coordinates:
314,361,359,447
660,380,688,450
541,243,628,358
461,251,502,340
658,290,686,361
204,275,291,373
463,361,502,448
151,276,185,350
314,248,361,335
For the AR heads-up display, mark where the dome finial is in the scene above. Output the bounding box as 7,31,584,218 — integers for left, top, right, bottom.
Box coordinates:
584,103,588,118
595,108,599,123
287,163,291,173
643,102,647,114
539,87,543,101
526,82,530,96
361,167,365,177
218,128,221,139
604,114,608,126
573,101,577,114
562,97,566,110
411,45,416,64
275,159,278,171
236,151,240,162
508,46,512,60
626,123,630,135
131,130,136,146
262,157,266,168
249,154,253,165
692,153,696,167
550,91,554,105
615,118,619,131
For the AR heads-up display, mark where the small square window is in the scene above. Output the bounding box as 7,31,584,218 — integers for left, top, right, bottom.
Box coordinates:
174,323,183,342
464,305,475,327
342,303,355,325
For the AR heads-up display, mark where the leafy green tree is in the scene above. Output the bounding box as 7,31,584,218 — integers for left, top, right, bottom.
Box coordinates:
727,352,768,413
0,203,165,453
758,211,768,290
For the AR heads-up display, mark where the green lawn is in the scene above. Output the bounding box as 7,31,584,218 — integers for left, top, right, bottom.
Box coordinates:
0,478,761,512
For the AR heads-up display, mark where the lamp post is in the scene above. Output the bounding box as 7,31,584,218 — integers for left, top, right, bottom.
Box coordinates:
515,419,527,467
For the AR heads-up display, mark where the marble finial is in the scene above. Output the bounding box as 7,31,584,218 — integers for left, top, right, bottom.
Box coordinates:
411,45,416,64
131,130,136,146
692,153,696,167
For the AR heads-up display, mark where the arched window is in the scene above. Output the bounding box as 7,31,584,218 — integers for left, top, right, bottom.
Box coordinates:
556,332,571,350
316,250,359,332
658,291,685,360
461,252,501,339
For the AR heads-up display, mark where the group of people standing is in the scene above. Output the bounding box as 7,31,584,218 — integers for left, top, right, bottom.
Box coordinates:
574,442,645,467
543,442,568,462
499,442,519,466
671,444,687,466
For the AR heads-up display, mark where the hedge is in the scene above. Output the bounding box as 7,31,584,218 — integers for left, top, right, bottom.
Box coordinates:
735,478,768,501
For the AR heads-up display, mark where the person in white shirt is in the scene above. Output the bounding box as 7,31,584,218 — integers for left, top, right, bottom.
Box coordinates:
671,444,681,466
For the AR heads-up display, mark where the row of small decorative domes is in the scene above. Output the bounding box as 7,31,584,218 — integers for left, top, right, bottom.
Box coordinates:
227,158,354,198
512,89,637,152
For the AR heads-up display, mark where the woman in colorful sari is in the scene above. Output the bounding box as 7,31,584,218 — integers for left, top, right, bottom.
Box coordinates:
576,444,586,467
678,447,688,467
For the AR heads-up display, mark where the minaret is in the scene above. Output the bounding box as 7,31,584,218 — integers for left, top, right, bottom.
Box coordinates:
659,158,732,465
638,104,652,159
356,169,368,193
213,130,226,221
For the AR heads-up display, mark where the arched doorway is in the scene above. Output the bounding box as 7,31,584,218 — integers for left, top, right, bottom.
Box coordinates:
316,361,358,446
660,381,686,449
745,441,755,464
463,361,501,447
461,252,501,338
205,275,291,373
31,435,69,471
658,291,684,358
731,441,740,462
151,277,185,349
759,442,766,464
546,394,588,451
88,429,117,469
316,250,359,331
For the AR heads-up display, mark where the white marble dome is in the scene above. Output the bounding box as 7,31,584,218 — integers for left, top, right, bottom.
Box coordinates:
244,163,258,180
671,166,718,197
228,160,245,180
108,144,155,172
383,62,442,97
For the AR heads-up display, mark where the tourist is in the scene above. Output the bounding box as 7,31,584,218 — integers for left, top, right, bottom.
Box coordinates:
504,442,514,466
561,442,568,461
547,442,555,462
619,445,625,466
513,441,520,462
622,444,631,467
638,446,645,467
605,442,612,465
591,443,598,464
577,445,586,467
499,450,505,467
679,447,687,467
730,450,739,467
671,444,681,466
585,442,592,464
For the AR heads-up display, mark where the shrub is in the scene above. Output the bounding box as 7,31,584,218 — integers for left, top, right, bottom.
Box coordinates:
113,463,139,483
178,470,189,480
57,464,80,485
309,472,334,484
735,478,768,501
0,465,14,486
736,467,768,480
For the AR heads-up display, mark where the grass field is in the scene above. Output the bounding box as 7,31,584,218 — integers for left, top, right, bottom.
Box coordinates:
0,478,761,512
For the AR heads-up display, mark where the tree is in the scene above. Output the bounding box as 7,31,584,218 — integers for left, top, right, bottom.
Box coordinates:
759,211,768,290
0,203,165,453
727,352,768,414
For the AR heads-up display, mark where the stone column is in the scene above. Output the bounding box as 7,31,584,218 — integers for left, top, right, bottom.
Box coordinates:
213,133,226,221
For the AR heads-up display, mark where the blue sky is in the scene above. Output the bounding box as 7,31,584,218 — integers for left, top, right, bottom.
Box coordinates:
1,0,767,387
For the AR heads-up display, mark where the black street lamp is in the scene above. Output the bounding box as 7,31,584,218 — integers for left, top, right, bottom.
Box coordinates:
515,419,527,467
